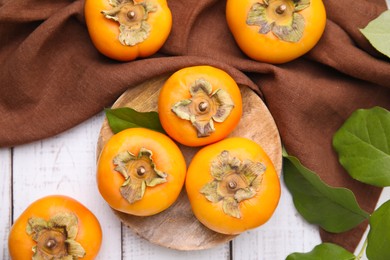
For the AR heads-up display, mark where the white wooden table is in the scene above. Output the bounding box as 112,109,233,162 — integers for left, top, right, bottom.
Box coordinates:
2,112,390,260
1,1,390,258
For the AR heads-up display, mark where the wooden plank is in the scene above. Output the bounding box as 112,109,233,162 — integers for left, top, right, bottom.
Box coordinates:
232,181,320,259
0,148,12,260
122,227,230,260
375,187,390,213
233,187,390,260
12,113,122,260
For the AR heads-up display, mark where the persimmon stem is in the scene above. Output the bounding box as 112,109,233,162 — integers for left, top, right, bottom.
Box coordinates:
137,166,146,176
198,102,208,112
127,11,136,20
275,4,287,14
46,239,57,249
228,181,237,190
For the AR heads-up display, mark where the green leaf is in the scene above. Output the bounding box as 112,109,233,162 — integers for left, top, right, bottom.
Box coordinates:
105,107,165,134
333,107,390,187
283,149,370,233
360,10,390,58
366,199,390,260
286,243,355,260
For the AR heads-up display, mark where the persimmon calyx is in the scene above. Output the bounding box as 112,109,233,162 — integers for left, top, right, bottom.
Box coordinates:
247,0,310,42
171,78,235,138
102,0,157,46
26,213,86,260
200,150,266,218
113,148,167,204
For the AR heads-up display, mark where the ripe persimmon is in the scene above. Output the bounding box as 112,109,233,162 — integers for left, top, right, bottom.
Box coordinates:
226,0,326,63
84,0,172,61
158,66,242,147
186,137,280,234
97,127,186,216
8,195,102,260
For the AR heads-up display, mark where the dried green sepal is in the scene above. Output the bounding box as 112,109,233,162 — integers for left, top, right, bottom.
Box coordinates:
120,178,146,204
247,0,310,43
212,89,235,122
113,151,135,179
138,148,167,179
65,239,87,258
26,217,48,238
200,180,223,203
59,256,73,260
241,160,266,189
118,21,151,46
146,176,167,187
26,213,86,260
171,78,235,138
234,187,256,202
113,148,167,204
210,150,240,180
247,3,269,31
171,99,192,120
190,78,213,96
294,0,310,11
251,174,263,191
201,150,266,218
102,0,156,46
109,0,125,6
49,213,78,240
223,197,241,219
272,13,305,42
192,118,215,138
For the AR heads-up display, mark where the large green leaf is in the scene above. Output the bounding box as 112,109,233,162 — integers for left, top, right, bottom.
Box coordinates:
360,10,390,58
283,150,369,233
286,243,355,260
366,199,390,260
333,107,390,187
105,107,165,134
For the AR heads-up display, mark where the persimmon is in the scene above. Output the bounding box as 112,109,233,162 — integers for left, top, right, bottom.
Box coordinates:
185,137,280,235
8,195,102,260
158,66,243,147
226,0,326,63
84,0,172,61
97,127,186,216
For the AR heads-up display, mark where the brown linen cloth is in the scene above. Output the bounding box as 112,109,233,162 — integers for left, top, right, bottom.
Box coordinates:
1,0,390,253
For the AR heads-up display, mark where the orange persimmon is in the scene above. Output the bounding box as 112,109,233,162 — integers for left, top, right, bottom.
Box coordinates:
185,137,280,235
97,128,186,216
158,66,242,147
84,0,172,61
226,0,326,63
8,195,102,260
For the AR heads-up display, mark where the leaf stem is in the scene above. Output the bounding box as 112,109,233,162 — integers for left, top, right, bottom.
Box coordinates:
356,237,368,260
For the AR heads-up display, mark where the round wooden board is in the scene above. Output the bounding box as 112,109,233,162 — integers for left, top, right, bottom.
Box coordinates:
97,74,282,250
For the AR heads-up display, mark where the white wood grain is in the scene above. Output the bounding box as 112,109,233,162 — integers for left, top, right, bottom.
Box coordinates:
232,181,320,260
11,113,122,260
0,148,12,260
122,227,230,260
7,112,390,260
232,185,390,260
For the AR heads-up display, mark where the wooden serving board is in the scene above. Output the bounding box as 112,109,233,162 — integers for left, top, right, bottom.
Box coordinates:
97,75,282,250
